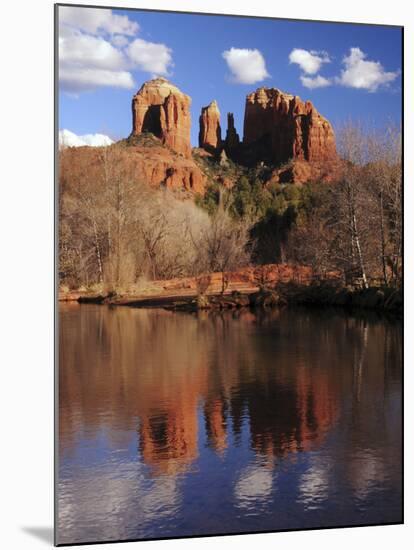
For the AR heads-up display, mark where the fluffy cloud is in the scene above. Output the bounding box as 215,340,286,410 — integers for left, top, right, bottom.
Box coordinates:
111,34,130,48
59,6,139,36
289,48,330,75
59,32,126,71
59,29,135,93
59,129,114,148
300,74,332,89
222,48,270,84
59,7,174,94
127,39,173,75
337,47,399,91
290,46,398,93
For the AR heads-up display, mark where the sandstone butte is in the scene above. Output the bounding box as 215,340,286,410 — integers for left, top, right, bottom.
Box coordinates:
131,77,192,158
243,86,337,165
80,78,340,193
196,86,338,182
198,100,222,152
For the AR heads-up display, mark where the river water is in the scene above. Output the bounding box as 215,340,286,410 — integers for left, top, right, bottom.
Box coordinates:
57,303,402,545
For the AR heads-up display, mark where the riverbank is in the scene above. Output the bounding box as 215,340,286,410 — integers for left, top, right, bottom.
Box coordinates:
279,281,402,315
59,264,402,315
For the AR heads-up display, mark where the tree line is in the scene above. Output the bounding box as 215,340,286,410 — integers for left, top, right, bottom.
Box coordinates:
59,122,402,291
59,146,248,290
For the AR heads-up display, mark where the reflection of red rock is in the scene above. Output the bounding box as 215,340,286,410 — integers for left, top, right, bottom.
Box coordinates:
204,398,227,455
295,366,339,450
131,77,192,157
246,358,339,461
60,305,342,475
139,396,200,475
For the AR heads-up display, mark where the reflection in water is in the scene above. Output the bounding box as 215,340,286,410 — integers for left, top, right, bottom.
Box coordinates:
298,456,330,510
234,462,275,511
58,304,402,544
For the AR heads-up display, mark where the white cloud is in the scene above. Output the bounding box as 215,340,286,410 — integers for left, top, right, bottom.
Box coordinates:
60,67,134,93
59,9,136,93
59,6,139,36
127,39,173,75
337,47,399,92
222,48,270,84
59,129,114,148
300,74,332,89
111,34,130,48
59,7,174,93
59,28,135,93
60,31,126,71
289,48,331,75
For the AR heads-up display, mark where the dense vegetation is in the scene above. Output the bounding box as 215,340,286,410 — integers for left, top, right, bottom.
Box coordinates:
59,123,402,291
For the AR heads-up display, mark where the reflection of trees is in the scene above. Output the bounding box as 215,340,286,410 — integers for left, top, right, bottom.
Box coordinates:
342,315,402,500
59,304,401,477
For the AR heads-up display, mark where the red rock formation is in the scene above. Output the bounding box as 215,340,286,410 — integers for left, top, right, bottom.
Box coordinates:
131,77,192,157
204,398,227,455
224,112,240,154
126,142,206,193
59,141,207,196
243,87,337,166
199,100,221,152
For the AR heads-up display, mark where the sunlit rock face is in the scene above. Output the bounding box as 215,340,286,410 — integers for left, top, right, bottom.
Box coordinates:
131,77,192,157
199,100,222,152
243,87,337,167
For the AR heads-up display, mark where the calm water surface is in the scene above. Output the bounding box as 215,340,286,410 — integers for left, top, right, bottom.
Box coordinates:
58,304,402,544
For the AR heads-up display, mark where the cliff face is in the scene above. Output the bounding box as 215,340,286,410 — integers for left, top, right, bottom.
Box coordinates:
243,87,337,166
199,100,222,152
131,77,192,157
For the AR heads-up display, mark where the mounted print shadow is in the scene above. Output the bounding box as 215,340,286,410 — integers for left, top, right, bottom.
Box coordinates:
56,3,403,546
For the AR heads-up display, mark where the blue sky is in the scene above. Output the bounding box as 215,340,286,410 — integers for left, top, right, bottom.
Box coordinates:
58,5,402,145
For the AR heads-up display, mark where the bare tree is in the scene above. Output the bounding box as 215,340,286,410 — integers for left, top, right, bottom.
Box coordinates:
364,123,402,286
335,123,370,288
198,202,250,274
286,122,401,289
